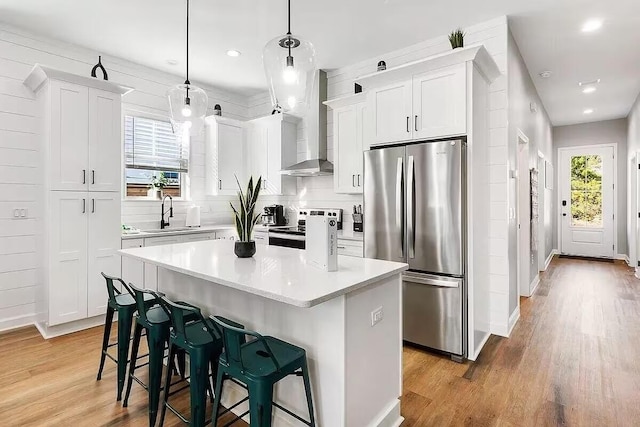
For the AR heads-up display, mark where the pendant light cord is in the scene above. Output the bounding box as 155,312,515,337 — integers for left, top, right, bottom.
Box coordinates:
185,0,190,86
287,0,292,57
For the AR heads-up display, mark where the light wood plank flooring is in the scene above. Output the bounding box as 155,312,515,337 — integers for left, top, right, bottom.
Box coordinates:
1,257,639,426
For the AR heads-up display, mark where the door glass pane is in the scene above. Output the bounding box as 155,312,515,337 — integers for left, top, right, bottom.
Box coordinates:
570,155,602,227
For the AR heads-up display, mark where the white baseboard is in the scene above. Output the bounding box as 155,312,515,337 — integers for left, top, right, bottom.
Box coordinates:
369,399,403,427
0,313,36,333
35,315,105,339
614,253,630,265
490,321,509,338
529,274,540,296
543,250,558,271
507,308,520,337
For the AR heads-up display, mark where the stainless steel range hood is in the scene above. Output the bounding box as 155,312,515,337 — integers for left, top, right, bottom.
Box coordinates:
280,70,333,176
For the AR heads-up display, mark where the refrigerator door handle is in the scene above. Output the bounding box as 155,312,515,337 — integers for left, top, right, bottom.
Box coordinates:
407,155,415,258
396,157,404,258
403,272,461,288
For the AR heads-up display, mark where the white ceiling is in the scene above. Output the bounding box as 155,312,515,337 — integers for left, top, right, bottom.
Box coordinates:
0,0,639,126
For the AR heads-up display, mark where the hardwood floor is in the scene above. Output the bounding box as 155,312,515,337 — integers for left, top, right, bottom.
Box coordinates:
403,257,640,426
1,257,639,426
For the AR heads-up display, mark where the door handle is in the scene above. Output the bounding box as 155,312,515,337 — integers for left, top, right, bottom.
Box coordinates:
92,198,95,213
407,155,415,259
396,157,404,258
406,116,410,133
82,198,86,213
415,115,418,132
91,170,95,184
82,169,86,184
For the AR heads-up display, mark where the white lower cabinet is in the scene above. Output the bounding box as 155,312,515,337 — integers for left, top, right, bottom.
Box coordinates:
337,239,364,258
48,191,120,326
121,238,144,287
253,231,268,245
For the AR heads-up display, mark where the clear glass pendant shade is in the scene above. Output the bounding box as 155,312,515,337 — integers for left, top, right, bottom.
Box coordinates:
263,33,317,114
167,82,208,135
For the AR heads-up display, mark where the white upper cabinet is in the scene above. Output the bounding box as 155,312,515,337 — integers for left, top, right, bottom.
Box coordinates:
49,80,89,191
88,88,122,192
205,116,246,195
87,192,121,317
326,94,367,194
246,114,297,196
412,64,466,139
25,65,128,192
370,80,413,145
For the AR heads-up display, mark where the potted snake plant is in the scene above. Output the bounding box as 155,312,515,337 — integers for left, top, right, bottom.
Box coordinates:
448,28,465,49
230,175,262,258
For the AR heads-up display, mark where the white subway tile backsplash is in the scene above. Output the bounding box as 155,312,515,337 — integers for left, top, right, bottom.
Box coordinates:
489,164,507,183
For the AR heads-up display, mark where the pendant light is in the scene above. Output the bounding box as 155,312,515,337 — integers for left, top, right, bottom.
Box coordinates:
167,0,208,134
263,0,317,114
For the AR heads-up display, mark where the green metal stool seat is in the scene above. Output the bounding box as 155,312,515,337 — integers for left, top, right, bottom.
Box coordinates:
210,316,316,427
96,273,155,401
123,284,199,427
158,297,224,427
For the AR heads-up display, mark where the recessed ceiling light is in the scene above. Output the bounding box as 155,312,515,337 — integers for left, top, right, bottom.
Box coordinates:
582,86,597,94
166,59,178,66
226,50,241,57
583,108,594,114
582,19,603,32
539,71,553,79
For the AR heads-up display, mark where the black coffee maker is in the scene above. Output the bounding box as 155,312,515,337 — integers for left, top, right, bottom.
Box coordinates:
262,205,286,226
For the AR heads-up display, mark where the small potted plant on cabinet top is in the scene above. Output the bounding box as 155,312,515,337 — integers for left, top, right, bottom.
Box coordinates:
448,28,465,49
230,176,263,258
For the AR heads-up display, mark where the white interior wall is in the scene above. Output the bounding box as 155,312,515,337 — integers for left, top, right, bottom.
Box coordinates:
552,118,628,257
506,29,553,322
628,95,640,268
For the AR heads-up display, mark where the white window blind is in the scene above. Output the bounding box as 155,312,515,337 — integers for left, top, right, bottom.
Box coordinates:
124,116,189,173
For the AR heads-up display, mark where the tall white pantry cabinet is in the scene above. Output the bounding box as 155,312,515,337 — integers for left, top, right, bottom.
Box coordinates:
24,65,128,336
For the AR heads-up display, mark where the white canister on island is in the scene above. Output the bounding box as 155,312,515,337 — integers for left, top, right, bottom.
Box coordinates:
306,216,338,271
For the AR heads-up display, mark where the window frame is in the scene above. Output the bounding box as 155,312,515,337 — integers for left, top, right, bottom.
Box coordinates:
121,107,190,201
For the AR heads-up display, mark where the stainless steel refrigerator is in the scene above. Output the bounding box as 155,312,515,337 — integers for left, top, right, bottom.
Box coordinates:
364,139,466,360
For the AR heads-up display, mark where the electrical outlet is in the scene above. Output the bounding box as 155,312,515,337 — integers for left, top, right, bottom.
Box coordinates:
13,209,20,218
371,306,384,327
13,208,28,219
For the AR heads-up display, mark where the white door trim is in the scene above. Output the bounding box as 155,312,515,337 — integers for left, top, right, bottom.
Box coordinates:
556,143,617,257
516,129,530,302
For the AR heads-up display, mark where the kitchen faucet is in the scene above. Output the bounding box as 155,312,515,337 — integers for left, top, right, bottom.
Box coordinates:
160,194,173,229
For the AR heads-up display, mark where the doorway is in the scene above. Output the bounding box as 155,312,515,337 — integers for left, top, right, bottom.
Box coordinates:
558,145,616,258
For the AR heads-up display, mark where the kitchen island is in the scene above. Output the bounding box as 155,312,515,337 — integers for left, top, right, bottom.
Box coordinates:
119,240,408,427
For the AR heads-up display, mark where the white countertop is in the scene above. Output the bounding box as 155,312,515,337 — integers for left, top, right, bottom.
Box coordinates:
122,224,234,240
119,240,407,307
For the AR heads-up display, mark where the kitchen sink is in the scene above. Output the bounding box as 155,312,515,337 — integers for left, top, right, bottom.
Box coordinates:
143,227,192,233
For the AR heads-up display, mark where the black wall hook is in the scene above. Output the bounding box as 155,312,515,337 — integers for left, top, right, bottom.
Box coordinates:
91,55,109,81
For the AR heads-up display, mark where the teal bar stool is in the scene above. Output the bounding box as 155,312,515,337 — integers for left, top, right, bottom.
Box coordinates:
123,284,196,427
210,316,316,427
158,297,224,427
96,273,154,401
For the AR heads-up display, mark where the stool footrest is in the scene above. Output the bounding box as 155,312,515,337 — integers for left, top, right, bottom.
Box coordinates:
273,401,314,426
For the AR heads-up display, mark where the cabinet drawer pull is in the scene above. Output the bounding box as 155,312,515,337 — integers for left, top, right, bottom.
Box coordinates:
415,115,418,132
92,170,95,184
406,116,410,133
82,199,86,213
82,169,86,184
337,246,346,249
357,174,361,186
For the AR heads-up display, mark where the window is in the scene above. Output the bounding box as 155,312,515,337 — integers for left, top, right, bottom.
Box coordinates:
124,115,188,198
570,155,603,227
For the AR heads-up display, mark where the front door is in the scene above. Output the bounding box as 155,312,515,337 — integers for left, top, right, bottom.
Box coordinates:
559,145,615,258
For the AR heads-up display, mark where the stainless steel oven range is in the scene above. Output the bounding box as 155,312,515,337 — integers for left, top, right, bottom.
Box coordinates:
268,208,342,249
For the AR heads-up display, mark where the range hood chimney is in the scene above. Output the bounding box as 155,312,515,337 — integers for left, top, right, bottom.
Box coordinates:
280,70,333,176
